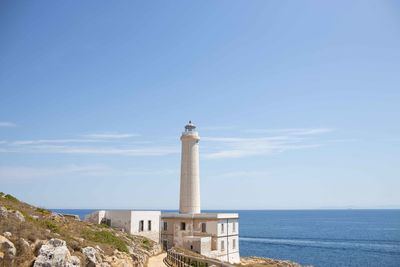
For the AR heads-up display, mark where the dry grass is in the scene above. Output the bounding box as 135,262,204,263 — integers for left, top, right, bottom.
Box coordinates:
0,193,158,266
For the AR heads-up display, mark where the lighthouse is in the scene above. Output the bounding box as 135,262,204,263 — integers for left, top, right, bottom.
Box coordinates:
161,121,240,263
179,121,201,214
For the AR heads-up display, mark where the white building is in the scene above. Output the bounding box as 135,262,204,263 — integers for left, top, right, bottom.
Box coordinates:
85,210,160,242
161,212,240,263
85,122,240,264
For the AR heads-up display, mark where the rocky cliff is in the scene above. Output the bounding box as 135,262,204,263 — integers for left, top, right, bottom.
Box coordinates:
238,256,311,267
0,192,162,267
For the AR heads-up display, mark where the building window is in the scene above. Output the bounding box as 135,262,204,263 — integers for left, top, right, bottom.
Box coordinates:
181,222,186,230
163,221,168,231
201,223,206,233
139,220,144,232
233,239,236,249
221,223,224,234
221,240,225,251
232,222,236,232
148,220,152,231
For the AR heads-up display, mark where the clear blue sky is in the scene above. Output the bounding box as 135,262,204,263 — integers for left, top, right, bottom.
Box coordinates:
1,1,399,209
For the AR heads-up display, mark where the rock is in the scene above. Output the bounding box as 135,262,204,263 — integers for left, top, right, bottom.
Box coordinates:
2,232,12,239
70,256,81,266
33,238,80,267
62,214,80,221
31,239,47,256
69,240,81,251
13,210,25,222
95,245,104,253
240,256,307,267
31,215,40,220
103,250,135,267
18,238,31,254
81,246,102,266
50,213,64,222
0,235,16,265
0,206,8,218
128,249,146,265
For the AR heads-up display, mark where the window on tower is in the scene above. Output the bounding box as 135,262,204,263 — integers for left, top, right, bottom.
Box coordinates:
181,222,186,230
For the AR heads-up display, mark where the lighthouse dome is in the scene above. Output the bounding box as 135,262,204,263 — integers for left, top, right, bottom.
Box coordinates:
184,120,196,131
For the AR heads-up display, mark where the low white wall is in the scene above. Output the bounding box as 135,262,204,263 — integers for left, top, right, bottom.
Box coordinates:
84,210,161,243
105,210,132,233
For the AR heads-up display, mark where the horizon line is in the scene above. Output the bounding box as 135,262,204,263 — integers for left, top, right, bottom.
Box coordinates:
48,207,400,211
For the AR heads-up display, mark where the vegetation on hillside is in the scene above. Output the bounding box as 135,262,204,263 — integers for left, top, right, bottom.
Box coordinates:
0,193,161,266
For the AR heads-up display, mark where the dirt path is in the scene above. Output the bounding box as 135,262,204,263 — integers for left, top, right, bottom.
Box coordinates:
147,252,167,267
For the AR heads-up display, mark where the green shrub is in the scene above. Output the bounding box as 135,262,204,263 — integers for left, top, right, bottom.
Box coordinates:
142,238,151,249
0,192,4,197
43,220,59,233
36,207,51,215
4,194,19,202
98,223,110,228
3,204,13,210
19,211,34,222
82,229,128,253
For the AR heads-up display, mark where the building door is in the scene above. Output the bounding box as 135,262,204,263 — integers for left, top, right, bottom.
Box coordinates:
162,240,168,251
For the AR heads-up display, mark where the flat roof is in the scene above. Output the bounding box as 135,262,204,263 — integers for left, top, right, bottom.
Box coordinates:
161,212,239,219
90,210,161,214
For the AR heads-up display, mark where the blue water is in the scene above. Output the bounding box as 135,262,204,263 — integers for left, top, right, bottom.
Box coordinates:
52,209,400,267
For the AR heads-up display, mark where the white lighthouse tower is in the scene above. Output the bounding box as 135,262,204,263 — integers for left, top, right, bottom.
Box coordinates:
179,121,201,214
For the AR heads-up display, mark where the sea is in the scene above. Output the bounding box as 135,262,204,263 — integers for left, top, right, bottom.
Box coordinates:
51,209,400,267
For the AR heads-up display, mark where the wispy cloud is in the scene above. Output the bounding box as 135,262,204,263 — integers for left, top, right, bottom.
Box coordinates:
244,128,333,135
0,132,177,156
0,165,107,180
0,144,178,156
82,133,139,139
210,170,270,178
0,122,16,127
201,126,237,131
0,127,332,158
11,139,107,145
203,127,332,159
0,165,178,181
